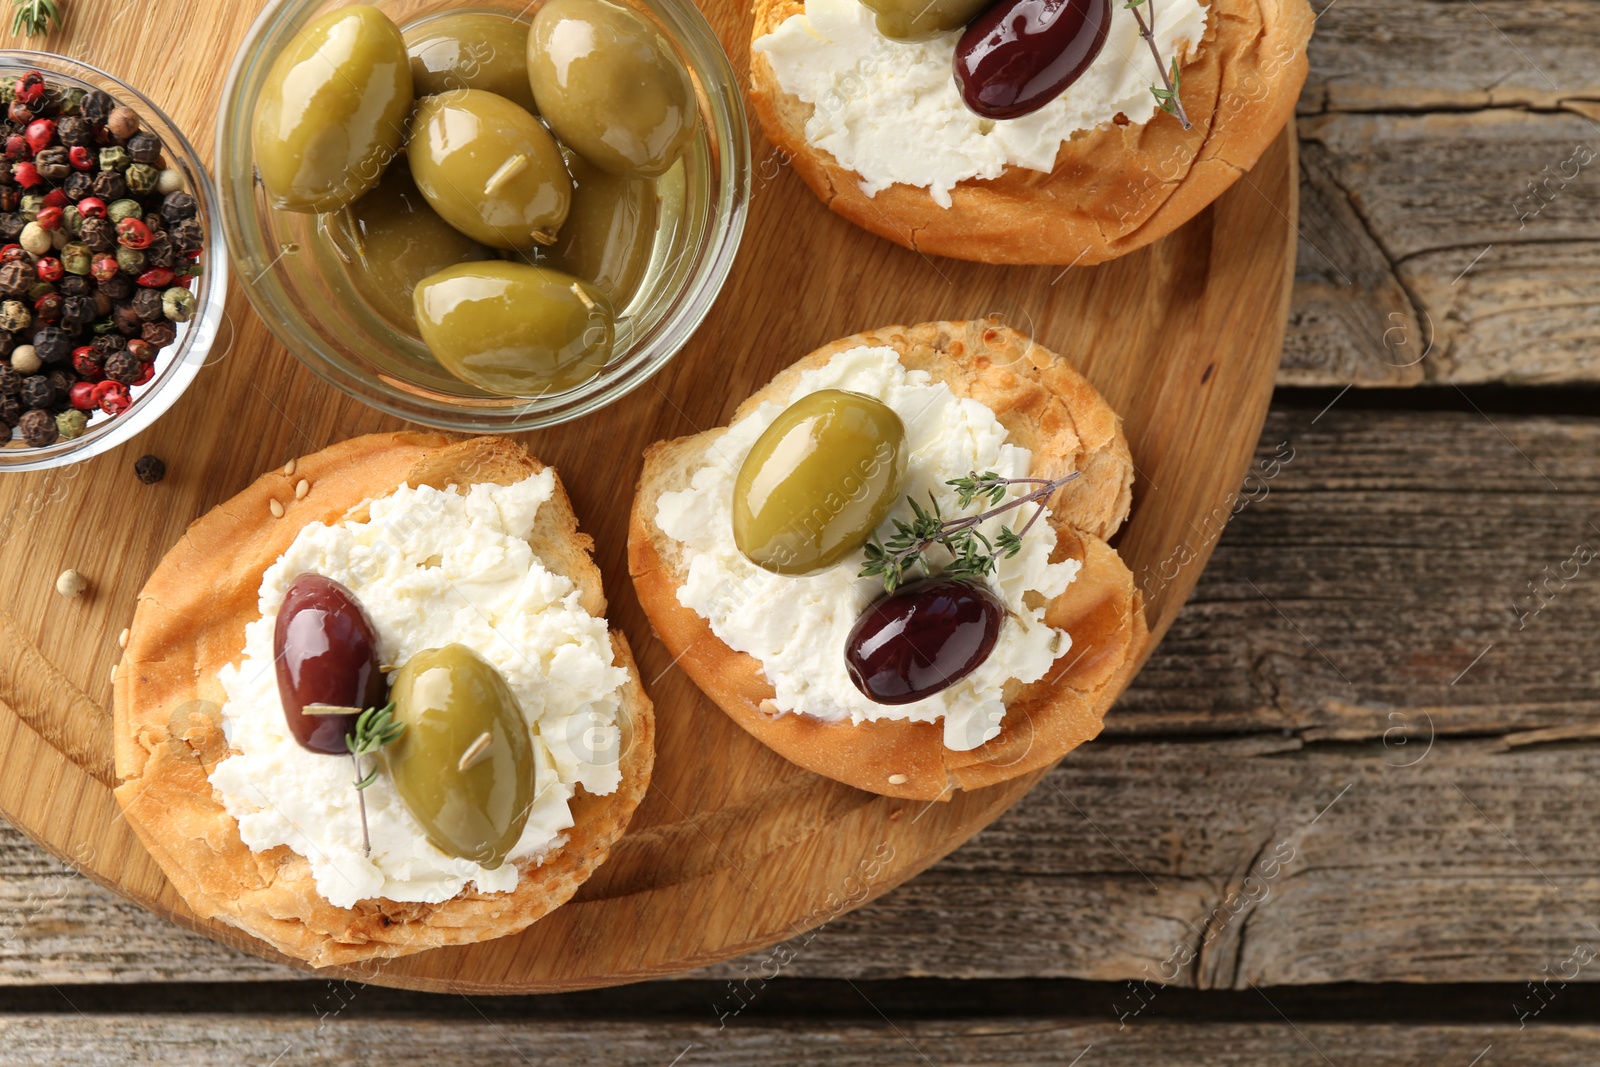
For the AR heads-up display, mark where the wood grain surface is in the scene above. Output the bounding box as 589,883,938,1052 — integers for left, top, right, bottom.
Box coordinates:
0,0,1296,990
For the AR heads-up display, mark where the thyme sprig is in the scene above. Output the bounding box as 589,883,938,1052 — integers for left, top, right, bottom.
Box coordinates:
345,702,404,857
1125,0,1193,130
10,0,59,37
860,470,1081,594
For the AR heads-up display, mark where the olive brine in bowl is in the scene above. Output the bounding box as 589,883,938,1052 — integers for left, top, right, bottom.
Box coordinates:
220,0,747,432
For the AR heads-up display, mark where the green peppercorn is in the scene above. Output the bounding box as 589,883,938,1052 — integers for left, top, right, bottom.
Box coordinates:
56,87,85,116
162,286,195,322
0,77,16,105
115,247,145,274
18,194,43,221
125,163,158,196
99,146,131,173
92,318,118,335
60,244,90,275
54,409,87,440
0,300,30,331
107,199,142,223
62,206,81,236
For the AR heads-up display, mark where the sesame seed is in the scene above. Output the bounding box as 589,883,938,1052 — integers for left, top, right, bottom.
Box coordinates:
118,628,129,649
269,498,284,518
295,479,309,500
282,458,296,476
887,773,908,785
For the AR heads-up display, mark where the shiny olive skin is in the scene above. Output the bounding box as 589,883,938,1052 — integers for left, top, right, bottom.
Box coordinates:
253,5,413,213
405,13,539,113
407,89,572,250
273,574,388,755
860,0,996,40
413,261,613,396
545,153,659,302
527,0,698,178
845,578,1004,704
954,0,1111,119
386,645,535,868
732,390,907,575
340,163,493,326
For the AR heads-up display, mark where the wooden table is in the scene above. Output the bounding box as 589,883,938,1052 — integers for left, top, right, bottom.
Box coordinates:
1,0,1598,1061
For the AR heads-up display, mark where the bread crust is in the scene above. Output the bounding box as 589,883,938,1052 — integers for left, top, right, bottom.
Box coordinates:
629,321,1147,801
113,433,655,968
750,0,1313,265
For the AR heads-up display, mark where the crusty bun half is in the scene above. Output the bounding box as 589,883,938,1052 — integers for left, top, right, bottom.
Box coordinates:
750,0,1313,265
113,433,654,968
629,321,1148,801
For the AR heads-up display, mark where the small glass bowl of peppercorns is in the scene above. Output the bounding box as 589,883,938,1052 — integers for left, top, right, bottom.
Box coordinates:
0,53,224,472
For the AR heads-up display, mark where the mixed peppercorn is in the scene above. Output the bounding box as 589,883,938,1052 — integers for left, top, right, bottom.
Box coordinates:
0,70,204,449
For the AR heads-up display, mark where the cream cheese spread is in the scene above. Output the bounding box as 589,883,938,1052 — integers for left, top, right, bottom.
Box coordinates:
210,471,627,910
655,346,1079,751
754,0,1208,206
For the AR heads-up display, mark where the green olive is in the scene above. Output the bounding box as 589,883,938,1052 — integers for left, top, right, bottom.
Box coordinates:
858,0,996,38
544,153,659,303
336,163,493,327
413,261,613,396
252,5,413,213
407,89,571,251
405,13,539,114
386,645,535,869
732,390,908,575
527,0,698,178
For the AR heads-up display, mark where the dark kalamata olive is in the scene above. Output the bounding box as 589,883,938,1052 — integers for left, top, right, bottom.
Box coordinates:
953,0,1112,120
845,577,1004,704
273,574,388,755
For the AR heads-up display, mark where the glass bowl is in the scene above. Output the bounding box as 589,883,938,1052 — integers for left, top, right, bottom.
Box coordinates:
217,0,750,433
0,51,226,473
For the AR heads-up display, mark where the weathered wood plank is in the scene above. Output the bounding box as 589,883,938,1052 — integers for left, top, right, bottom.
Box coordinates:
0,1016,1581,1066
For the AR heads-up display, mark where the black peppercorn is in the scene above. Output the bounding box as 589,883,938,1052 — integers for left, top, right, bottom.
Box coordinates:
143,231,174,268
91,290,110,317
80,90,113,127
79,216,114,252
160,191,197,224
0,161,11,187
19,374,54,408
169,216,202,254
58,274,88,297
0,260,29,298
104,349,140,384
0,332,13,359
32,326,71,364
0,212,22,243
57,115,91,147
143,212,165,235
35,147,69,182
60,294,94,332
0,189,17,214
0,365,16,394
62,171,92,201
113,303,141,336
131,288,163,322
46,368,71,396
18,407,55,446
127,133,162,165
90,169,127,201
0,394,18,426
7,101,33,125
141,319,176,349
134,454,166,484
97,273,132,300
0,413,10,442
92,332,122,357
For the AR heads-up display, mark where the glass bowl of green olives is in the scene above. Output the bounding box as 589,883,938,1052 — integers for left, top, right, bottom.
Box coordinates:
217,0,749,432
0,52,226,472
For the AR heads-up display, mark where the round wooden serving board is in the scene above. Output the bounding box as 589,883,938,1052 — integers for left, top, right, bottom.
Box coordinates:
0,0,1297,991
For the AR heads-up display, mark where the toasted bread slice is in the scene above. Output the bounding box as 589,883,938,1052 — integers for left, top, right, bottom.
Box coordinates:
630,321,1147,800
750,0,1313,265
113,434,654,968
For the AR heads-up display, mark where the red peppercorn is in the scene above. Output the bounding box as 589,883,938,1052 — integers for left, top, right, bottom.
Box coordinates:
0,245,25,263
135,267,174,288
35,256,62,281
90,254,119,282
172,274,194,289
42,188,67,209
12,161,41,188
126,337,154,362
33,292,62,322
24,119,55,155
71,346,102,380
15,73,45,107
133,361,155,386
93,379,131,415
4,135,28,161
67,146,93,171
35,207,62,232
116,218,153,249
77,197,106,219
69,381,97,410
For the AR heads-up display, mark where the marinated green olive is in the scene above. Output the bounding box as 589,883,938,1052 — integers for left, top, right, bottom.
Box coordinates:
732,390,908,575
407,89,572,250
527,0,698,178
386,645,535,869
413,261,613,396
335,163,493,327
253,5,413,213
859,0,996,39
545,153,659,302
405,13,538,113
